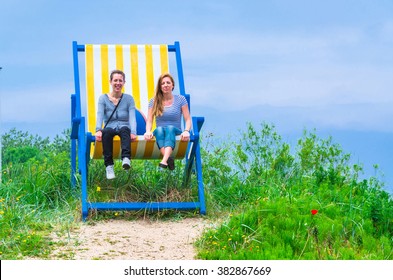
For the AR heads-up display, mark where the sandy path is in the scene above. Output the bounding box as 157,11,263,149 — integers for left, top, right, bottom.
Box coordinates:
52,217,210,260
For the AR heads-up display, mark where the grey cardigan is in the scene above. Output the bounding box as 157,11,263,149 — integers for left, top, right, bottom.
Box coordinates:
95,93,137,135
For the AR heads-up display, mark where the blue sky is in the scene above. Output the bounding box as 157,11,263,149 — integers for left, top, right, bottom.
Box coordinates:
1,0,393,192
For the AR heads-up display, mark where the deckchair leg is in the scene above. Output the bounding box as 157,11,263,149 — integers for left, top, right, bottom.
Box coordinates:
86,133,94,170
76,117,89,221
183,116,206,214
183,153,194,187
194,137,206,215
71,139,77,187
70,94,78,188
183,117,203,186
80,156,89,221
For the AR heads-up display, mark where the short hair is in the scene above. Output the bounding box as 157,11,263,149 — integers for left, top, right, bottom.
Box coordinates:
110,70,125,81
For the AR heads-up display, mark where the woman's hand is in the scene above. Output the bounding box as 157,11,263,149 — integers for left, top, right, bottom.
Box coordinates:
95,130,102,142
181,130,190,141
144,131,154,141
130,133,137,142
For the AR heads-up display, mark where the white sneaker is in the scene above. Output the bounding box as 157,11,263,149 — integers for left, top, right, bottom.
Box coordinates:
122,157,131,170
106,165,115,179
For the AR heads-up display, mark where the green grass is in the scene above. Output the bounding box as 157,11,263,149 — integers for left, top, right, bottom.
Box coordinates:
197,123,392,260
1,124,392,259
1,154,79,259
86,159,195,204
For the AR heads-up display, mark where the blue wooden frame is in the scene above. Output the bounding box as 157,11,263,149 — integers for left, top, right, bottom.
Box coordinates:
70,41,206,221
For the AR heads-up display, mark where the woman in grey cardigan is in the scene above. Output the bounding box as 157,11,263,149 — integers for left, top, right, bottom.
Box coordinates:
95,70,137,179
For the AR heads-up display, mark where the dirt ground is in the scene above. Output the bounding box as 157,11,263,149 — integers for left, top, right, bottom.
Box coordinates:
51,217,211,260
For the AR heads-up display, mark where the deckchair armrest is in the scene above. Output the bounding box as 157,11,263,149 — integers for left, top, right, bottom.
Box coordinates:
192,116,205,137
87,133,96,143
71,117,81,139
71,94,81,139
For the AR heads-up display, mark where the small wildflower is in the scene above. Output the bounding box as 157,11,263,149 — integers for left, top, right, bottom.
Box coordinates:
96,186,101,192
114,212,119,216
228,238,232,241
311,209,318,215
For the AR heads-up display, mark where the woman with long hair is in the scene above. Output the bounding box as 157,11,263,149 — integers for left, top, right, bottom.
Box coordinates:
144,73,191,170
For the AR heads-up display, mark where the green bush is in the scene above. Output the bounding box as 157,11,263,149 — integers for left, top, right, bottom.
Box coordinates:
197,123,393,260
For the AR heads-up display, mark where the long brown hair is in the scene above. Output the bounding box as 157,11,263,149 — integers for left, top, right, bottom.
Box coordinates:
152,73,175,117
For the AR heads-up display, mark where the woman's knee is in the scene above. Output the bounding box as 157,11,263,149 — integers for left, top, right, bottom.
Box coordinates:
102,128,115,141
154,126,165,138
119,126,131,139
162,126,179,149
119,126,131,134
153,127,165,149
164,125,177,134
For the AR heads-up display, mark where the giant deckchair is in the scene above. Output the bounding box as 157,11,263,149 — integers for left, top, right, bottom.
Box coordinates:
70,41,206,221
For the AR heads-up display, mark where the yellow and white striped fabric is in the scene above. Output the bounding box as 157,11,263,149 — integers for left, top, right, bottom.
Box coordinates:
85,44,188,159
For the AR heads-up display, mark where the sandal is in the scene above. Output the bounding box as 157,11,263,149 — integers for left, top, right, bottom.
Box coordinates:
167,157,175,171
159,163,168,169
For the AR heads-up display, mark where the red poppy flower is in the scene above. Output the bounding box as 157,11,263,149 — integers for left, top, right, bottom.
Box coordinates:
311,209,318,215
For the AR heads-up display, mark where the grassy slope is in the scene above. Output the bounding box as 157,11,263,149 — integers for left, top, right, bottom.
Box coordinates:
0,125,392,259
